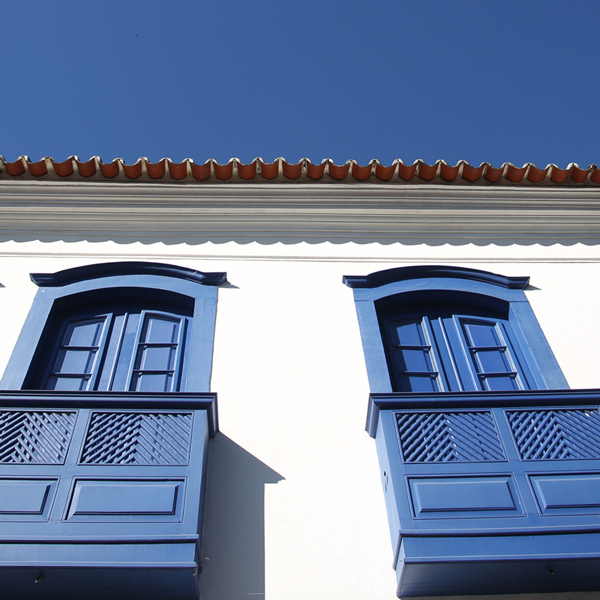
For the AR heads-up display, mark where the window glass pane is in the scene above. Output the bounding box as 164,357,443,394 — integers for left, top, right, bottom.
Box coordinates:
131,372,173,392
463,322,501,348
384,316,441,392
476,349,512,374
129,313,183,392
64,319,104,347
402,348,434,372
46,375,90,391
396,320,427,346
407,375,438,392
47,317,107,390
137,346,176,371
145,317,179,343
54,348,96,374
484,376,519,391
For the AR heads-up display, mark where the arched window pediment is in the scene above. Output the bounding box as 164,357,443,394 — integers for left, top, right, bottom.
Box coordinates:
343,265,529,290
30,261,227,288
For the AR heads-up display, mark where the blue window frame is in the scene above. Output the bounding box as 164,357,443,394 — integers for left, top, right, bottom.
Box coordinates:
0,262,225,598
344,265,568,393
344,266,581,597
380,302,533,392
1,262,227,392
40,305,189,392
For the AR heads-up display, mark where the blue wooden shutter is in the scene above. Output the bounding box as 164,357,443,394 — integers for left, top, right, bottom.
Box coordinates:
41,305,189,393
45,316,111,391
381,316,444,392
129,312,185,392
457,317,526,391
381,304,532,393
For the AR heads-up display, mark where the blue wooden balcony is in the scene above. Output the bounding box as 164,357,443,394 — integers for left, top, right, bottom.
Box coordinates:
367,389,600,597
0,391,217,599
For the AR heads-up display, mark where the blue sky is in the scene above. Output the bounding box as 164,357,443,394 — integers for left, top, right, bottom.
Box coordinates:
1,1,598,168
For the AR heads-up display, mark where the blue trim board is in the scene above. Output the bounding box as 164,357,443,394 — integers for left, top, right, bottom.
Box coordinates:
343,265,529,290
31,261,227,287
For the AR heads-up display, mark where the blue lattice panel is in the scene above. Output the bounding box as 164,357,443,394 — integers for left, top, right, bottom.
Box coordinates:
81,411,192,465
397,410,505,462
507,407,600,460
0,410,75,464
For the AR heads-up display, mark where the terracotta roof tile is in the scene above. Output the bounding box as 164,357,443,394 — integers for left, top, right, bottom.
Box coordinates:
28,159,48,177
350,161,372,181
190,161,211,180
461,162,485,182
483,164,504,183
1,156,599,186
306,161,326,180
281,160,302,179
375,162,396,180
258,159,279,180
327,162,350,181
99,160,120,179
525,165,548,184
439,162,460,182
147,158,167,179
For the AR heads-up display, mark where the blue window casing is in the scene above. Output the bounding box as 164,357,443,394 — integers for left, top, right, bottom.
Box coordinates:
0,262,225,599
344,265,568,396
1,261,226,392
342,266,599,597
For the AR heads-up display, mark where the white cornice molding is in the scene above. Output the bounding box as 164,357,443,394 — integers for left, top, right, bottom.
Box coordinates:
0,180,599,243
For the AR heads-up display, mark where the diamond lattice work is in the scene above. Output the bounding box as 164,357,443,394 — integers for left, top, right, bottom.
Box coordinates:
397,411,505,462
0,411,76,464
81,412,192,465
507,408,600,460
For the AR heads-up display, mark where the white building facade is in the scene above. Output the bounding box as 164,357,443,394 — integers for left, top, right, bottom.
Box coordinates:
0,157,599,599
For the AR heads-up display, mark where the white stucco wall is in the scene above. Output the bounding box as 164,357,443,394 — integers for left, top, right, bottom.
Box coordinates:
0,238,598,600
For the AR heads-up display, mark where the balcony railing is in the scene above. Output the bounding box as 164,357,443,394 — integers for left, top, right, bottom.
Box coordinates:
0,390,217,600
367,389,600,597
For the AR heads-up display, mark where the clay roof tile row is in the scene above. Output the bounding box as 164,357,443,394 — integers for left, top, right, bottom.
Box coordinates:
1,156,599,186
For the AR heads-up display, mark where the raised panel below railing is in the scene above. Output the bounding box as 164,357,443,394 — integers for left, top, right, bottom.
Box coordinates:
368,390,600,597
0,391,217,600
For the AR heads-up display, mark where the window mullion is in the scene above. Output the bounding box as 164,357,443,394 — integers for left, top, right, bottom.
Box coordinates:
86,313,114,392
430,315,468,392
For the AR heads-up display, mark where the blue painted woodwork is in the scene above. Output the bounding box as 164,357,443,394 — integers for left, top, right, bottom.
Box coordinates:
0,390,216,599
0,262,223,597
1,262,225,392
368,389,600,597
30,261,227,288
343,265,530,290
39,305,189,392
379,303,532,392
344,265,568,391
345,266,580,595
